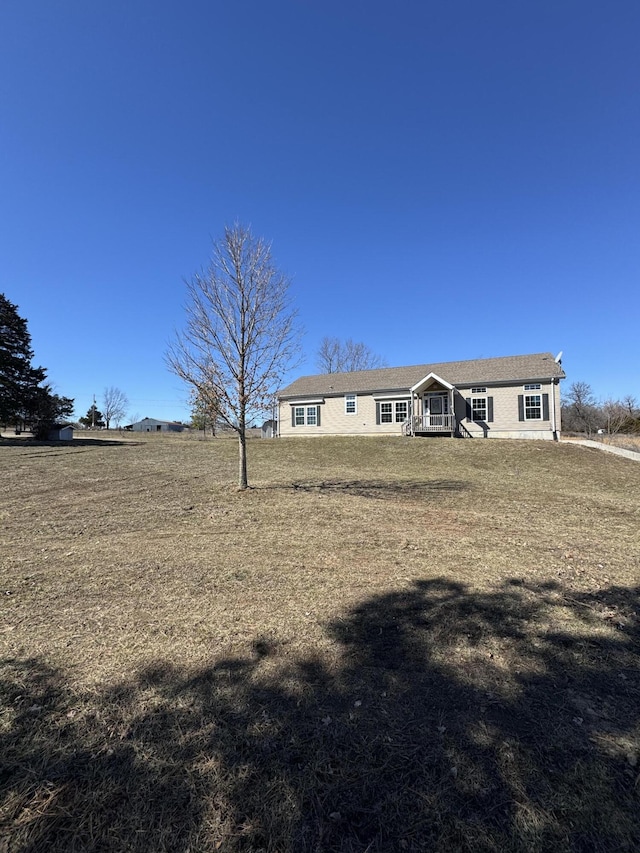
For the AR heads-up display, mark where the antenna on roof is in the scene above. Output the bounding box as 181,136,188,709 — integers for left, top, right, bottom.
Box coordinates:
554,351,563,363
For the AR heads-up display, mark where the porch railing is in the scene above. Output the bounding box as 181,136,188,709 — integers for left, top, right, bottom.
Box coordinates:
410,414,455,433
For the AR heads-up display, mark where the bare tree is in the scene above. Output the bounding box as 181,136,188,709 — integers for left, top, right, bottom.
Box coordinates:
601,399,628,436
565,381,600,436
189,386,219,436
316,336,342,374
167,224,301,489
102,386,129,429
316,336,386,373
622,395,638,418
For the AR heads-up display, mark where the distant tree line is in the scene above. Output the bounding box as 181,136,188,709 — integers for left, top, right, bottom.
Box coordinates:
562,382,639,436
0,294,74,439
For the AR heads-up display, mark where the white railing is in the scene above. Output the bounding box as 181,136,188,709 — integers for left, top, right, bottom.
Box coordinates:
412,414,455,432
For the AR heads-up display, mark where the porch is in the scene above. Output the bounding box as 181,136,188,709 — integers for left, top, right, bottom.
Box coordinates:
404,413,456,435
403,371,458,437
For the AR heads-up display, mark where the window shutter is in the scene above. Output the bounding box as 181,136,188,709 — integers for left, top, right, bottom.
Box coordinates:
542,394,549,420
465,398,472,422
376,402,380,425
518,395,524,421
487,397,494,422
316,405,321,427
291,407,296,427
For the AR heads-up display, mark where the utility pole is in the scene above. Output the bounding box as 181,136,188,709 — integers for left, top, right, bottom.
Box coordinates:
92,394,96,429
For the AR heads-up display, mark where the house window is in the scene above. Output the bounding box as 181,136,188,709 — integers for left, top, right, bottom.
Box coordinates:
378,400,410,424
471,387,486,394
524,383,541,391
395,401,408,422
294,406,319,426
524,394,542,419
471,398,487,421
345,394,356,414
380,402,393,423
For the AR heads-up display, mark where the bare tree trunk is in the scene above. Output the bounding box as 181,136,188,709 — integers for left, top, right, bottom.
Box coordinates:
238,430,248,490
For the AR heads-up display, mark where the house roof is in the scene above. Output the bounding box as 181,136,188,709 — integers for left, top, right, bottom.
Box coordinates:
133,418,184,426
278,353,565,398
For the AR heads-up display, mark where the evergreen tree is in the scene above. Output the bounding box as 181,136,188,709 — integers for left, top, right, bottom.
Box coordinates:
0,294,74,434
79,404,105,429
0,294,46,427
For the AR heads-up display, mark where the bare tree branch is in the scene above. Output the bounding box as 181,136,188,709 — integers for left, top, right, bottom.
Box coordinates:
167,224,302,489
316,337,386,374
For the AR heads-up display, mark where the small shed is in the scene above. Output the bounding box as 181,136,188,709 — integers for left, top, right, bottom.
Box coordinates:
48,424,74,441
261,419,277,438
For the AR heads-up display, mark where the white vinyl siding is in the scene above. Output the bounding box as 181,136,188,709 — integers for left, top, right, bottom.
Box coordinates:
279,379,559,439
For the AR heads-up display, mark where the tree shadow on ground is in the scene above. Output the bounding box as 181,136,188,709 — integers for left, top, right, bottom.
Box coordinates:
260,479,470,500
0,438,143,456
1,580,639,852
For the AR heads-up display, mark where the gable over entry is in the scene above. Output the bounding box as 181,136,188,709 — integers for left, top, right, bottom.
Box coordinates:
408,373,456,436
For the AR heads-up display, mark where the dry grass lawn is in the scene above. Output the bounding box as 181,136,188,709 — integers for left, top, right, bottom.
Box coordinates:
1,433,639,851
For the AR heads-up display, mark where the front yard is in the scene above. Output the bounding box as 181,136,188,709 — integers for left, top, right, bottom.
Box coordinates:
1,434,639,851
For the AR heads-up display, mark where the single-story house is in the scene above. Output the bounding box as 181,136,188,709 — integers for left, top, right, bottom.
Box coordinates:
124,418,185,433
278,352,565,440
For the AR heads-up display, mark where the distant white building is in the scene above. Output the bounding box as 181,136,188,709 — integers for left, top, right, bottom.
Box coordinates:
125,418,185,433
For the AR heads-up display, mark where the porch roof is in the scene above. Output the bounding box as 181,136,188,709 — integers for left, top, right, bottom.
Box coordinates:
410,372,455,394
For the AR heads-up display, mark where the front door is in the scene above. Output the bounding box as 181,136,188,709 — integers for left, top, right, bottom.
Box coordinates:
424,394,448,427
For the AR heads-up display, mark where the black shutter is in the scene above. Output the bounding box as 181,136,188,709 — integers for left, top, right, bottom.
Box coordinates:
316,405,321,427
465,398,472,422
542,394,549,420
376,402,380,425
291,407,296,427
487,397,494,422
518,395,525,421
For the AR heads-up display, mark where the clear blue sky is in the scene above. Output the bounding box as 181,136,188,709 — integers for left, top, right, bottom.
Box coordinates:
1,0,638,423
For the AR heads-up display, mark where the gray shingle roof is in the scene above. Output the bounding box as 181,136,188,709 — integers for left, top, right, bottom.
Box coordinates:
278,352,565,398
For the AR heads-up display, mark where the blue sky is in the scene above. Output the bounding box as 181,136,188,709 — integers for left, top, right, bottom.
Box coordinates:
1,0,638,423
